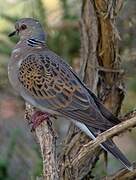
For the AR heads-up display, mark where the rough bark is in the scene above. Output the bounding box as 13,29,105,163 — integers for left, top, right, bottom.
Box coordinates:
25,103,59,180
94,0,125,116
59,0,126,179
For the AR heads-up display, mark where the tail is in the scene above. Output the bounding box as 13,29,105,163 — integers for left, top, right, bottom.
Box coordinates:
73,120,133,171
85,90,133,170
88,126,134,171
101,139,133,171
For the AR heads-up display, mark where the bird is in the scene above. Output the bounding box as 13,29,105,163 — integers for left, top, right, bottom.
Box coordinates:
8,18,133,171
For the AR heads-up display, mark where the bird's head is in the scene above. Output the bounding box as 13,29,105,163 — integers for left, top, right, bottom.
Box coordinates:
9,18,46,42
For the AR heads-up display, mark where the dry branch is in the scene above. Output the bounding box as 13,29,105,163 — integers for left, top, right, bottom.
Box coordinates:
72,115,136,167
25,103,59,180
103,163,136,180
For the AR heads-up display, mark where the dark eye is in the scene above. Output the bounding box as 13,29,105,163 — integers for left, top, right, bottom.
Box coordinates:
20,24,27,30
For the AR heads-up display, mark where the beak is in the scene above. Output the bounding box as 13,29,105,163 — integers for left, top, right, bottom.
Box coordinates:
8,30,17,37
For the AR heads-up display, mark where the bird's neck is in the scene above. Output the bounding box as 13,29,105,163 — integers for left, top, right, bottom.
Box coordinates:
26,38,45,47
11,38,46,63
15,37,46,51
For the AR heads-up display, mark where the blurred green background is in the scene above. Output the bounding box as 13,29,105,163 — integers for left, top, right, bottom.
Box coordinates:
0,0,135,179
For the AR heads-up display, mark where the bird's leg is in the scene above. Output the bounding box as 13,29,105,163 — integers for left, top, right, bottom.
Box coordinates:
31,111,49,132
30,111,58,138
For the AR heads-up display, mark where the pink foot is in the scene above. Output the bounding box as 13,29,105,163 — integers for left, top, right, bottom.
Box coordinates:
31,111,49,131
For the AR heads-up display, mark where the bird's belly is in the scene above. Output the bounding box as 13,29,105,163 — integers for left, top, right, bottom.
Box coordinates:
21,90,60,115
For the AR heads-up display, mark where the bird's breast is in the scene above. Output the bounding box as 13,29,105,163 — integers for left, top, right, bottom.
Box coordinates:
8,48,24,92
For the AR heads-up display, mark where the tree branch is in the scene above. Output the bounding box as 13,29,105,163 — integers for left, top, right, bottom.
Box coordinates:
72,114,136,167
25,103,59,180
103,163,136,180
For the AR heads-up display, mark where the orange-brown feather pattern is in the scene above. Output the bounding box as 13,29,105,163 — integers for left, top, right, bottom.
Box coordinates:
18,53,80,108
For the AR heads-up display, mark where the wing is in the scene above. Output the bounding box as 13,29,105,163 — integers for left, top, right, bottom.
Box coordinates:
18,52,116,131
18,53,90,110
66,67,121,125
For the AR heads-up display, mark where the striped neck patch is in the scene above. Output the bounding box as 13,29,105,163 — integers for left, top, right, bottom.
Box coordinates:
27,38,45,47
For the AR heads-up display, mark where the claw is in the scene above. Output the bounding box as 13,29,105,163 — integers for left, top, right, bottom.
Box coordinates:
30,111,57,138
31,111,49,131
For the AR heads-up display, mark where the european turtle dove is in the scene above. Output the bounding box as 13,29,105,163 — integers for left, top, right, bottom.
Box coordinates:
8,18,133,171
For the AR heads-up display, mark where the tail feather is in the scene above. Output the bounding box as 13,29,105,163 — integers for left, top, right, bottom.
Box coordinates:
86,90,133,170
73,120,133,171
101,139,133,171
88,126,133,171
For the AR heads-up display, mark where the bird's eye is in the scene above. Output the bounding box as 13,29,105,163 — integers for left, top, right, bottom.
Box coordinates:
20,24,27,30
